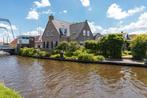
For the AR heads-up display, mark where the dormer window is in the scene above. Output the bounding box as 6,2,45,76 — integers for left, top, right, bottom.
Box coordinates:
83,30,86,36
59,28,67,36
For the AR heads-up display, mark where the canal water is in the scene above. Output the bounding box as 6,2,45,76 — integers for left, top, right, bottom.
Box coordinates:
0,56,147,98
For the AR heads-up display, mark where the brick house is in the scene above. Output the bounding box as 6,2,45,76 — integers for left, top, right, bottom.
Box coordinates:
40,15,94,50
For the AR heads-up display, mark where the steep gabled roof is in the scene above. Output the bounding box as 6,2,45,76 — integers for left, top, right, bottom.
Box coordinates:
52,19,71,36
70,22,86,39
43,15,90,39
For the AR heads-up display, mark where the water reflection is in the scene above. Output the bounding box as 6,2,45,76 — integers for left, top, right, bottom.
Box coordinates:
0,56,147,98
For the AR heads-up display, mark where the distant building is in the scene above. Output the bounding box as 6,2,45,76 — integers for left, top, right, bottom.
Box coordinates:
34,35,42,48
10,35,35,49
94,33,102,40
40,15,94,50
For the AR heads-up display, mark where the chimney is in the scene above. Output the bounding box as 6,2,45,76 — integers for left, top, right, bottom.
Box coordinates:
49,15,54,21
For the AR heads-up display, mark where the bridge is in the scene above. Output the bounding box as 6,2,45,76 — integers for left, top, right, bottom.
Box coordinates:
0,45,15,55
0,18,15,55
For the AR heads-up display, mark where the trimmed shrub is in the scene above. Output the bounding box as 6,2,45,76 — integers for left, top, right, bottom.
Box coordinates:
78,53,97,62
56,41,81,57
56,41,69,52
96,55,105,61
99,34,124,58
19,48,36,56
131,34,147,60
84,40,99,54
19,48,49,57
38,51,49,57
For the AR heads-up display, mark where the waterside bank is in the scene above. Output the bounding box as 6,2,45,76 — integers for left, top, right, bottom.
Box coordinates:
19,55,147,68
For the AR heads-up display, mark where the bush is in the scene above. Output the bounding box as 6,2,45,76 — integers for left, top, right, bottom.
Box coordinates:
19,48,49,57
73,47,86,56
78,53,97,62
56,41,69,52
50,54,61,58
64,55,78,60
19,48,36,56
85,40,98,49
131,34,147,60
122,50,132,56
96,55,105,61
99,34,124,58
56,41,81,57
78,53,104,62
37,51,49,57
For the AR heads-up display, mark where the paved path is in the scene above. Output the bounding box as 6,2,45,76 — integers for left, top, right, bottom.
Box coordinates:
105,59,144,64
104,59,146,67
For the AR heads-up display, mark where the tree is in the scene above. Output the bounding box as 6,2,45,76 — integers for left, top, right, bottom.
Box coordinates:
99,34,124,58
131,34,147,60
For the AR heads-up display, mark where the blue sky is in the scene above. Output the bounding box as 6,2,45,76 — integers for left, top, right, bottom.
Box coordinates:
0,0,147,41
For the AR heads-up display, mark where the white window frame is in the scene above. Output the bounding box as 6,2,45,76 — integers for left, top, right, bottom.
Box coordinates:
87,31,90,36
83,30,86,36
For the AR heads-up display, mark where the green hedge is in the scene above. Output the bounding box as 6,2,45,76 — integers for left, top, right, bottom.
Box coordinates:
19,48,49,57
78,53,104,62
99,34,124,58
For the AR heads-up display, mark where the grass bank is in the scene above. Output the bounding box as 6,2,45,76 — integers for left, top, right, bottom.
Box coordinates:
0,83,22,98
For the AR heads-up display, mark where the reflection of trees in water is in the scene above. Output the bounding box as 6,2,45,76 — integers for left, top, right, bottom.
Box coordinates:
16,56,35,66
94,65,124,94
131,67,147,84
131,67,147,97
40,61,94,98
15,58,147,98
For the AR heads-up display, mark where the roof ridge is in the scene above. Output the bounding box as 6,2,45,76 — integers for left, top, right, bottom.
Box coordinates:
71,21,86,25
54,19,71,24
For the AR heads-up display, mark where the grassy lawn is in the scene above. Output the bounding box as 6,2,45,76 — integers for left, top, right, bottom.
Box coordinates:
0,83,22,98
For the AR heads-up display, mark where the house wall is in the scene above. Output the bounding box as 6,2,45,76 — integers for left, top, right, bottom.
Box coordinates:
42,21,60,50
76,22,94,43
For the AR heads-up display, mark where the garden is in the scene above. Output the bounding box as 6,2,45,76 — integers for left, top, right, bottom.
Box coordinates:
18,34,147,62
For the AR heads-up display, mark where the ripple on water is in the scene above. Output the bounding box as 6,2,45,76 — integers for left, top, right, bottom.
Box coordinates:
0,56,147,98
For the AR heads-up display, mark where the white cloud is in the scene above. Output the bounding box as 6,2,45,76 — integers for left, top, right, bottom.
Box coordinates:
104,12,147,34
26,10,39,20
34,0,51,8
88,12,147,34
88,21,103,33
59,10,68,14
80,0,90,7
22,27,44,36
42,9,54,14
63,10,68,13
107,3,145,20
0,23,17,31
